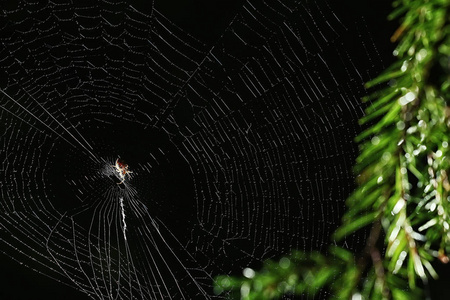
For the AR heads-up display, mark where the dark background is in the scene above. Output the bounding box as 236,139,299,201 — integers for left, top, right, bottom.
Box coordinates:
3,0,444,299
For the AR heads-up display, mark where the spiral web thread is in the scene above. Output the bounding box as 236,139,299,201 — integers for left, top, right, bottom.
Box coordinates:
0,0,382,299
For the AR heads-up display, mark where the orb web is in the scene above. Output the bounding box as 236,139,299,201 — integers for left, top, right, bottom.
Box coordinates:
0,0,384,299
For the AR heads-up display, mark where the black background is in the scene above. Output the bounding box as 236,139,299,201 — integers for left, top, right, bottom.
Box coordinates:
2,0,446,299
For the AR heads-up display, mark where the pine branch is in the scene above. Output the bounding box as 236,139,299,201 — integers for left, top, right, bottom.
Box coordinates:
214,0,450,298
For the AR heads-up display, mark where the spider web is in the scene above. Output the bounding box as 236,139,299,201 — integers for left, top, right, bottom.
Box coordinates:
0,0,386,299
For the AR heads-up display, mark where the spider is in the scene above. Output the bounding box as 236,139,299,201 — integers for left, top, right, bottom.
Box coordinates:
113,158,132,184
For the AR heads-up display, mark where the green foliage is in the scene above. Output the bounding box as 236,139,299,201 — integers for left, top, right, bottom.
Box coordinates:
215,0,450,299
215,247,355,300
